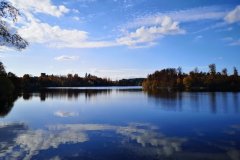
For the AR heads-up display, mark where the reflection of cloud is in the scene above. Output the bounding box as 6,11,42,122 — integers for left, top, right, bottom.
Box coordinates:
230,125,240,130
3,122,240,160
224,130,236,135
49,156,61,160
116,124,186,156
0,123,28,159
0,123,186,159
224,124,240,136
48,124,115,131
54,111,79,117
17,129,88,160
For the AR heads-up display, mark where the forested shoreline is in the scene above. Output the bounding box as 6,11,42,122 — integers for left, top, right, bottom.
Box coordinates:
143,64,240,91
0,61,144,95
2,61,240,97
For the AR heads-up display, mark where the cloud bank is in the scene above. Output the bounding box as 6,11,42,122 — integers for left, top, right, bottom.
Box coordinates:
4,1,239,49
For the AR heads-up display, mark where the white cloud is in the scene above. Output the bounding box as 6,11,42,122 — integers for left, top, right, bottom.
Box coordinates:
54,111,79,117
8,0,192,49
194,35,203,41
72,9,80,13
18,20,118,48
124,6,226,29
9,0,69,17
7,1,230,50
18,20,86,45
121,6,230,37
54,55,79,61
0,46,14,52
194,22,227,33
221,37,240,46
19,15,184,48
225,5,240,23
91,68,153,80
229,39,240,46
222,37,234,42
169,6,226,22
216,27,233,32
117,16,185,47
7,1,120,50
73,16,80,21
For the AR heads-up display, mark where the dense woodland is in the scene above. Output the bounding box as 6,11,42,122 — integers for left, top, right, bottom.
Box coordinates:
0,61,144,95
143,64,240,91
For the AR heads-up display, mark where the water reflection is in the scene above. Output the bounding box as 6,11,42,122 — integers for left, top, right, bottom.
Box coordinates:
1,88,143,118
222,92,228,113
145,90,240,113
0,94,19,117
22,92,33,101
145,90,182,111
54,111,79,117
0,122,186,160
1,121,240,160
1,89,240,118
22,89,112,101
20,88,144,103
1,88,240,159
209,92,217,113
233,93,239,113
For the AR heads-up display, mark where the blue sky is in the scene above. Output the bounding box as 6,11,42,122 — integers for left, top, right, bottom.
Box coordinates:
1,0,240,79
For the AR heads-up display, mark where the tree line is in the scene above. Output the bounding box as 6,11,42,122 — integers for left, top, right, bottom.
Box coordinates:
0,61,144,95
142,64,240,91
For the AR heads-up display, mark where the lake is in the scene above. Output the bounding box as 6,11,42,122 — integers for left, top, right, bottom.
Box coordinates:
0,87,240,160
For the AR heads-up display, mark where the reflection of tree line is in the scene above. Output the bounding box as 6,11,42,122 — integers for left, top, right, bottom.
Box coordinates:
145,90,240,113
50,89,112,101
1,88,239,117
0,89,143,117
22,88,144,101
0,93,19,117
145,90,182,111
22,89,112,101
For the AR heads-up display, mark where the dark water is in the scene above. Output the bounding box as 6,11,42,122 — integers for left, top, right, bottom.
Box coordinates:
0,87,240,160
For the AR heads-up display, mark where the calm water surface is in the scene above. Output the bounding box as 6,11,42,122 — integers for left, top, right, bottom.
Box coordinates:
0,87,240,160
